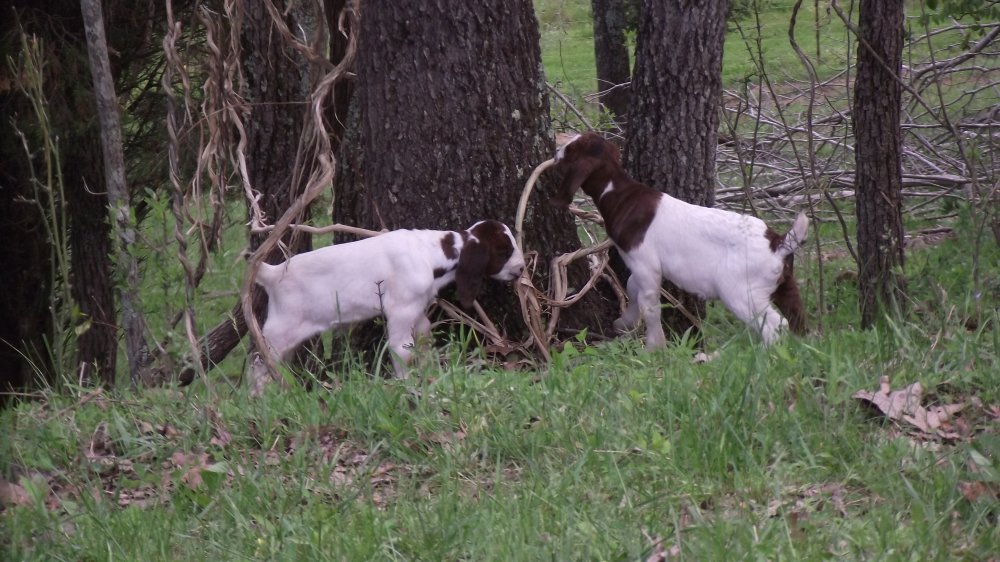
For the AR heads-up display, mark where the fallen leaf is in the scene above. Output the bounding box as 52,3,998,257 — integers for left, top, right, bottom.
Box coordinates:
181,466,204,490
205,407,232,447
642,531,680,562
0,478,31,507
853,376,967,439
958,481,1000,503
853,376,923,421
85,422,115,461
692,350,721,364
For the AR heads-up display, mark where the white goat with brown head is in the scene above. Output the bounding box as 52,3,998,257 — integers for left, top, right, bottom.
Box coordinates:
550,132,808,346
253,220,525,379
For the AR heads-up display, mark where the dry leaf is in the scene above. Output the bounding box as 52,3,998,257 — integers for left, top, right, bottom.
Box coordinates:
692,350,721,364
181,466,204,490
85,422,115,461
853,376,966,439
642,533,680,562
206,407,232,447
0,478,31,507
853,376,923,420
958,481,999,503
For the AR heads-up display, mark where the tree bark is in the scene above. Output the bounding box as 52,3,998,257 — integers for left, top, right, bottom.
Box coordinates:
4,0,191,393
65,145,118,386
854,0,907,327
0,109,53,401
81,0,152,386
334,0,618,354
624,0,728,340
324,0,355,154
591,0,633,120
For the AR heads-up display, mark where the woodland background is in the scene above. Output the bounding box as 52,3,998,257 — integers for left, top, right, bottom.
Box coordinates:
1,0,999,559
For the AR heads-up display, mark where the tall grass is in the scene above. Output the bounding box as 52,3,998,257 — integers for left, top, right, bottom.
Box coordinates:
9,33,77,387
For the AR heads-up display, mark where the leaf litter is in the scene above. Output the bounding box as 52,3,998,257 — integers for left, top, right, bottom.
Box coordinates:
852,375,985,441
2,401,403,516
853,375,1000,508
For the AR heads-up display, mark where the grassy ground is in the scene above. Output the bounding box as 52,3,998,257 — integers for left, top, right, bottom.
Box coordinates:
3,214,999,560
3,2,1000,560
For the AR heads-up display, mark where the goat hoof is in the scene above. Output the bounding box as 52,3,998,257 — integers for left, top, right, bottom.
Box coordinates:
612,318,633,334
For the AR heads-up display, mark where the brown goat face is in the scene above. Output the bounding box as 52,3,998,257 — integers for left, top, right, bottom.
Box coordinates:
455,220,524,308
550,132,621,207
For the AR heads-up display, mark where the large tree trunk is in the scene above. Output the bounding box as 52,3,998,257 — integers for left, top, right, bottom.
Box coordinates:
334,0,618,359
65,145,118,386
624,0,728,340
0,97,54,401
591,0,633,121
854,0,906,328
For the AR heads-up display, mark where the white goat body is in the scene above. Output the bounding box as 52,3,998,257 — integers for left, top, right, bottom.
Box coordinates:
551,132,807,346
254,220,525,377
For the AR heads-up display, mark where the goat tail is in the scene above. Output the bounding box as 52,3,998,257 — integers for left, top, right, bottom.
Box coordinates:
254,262,280,290
777,212,809,257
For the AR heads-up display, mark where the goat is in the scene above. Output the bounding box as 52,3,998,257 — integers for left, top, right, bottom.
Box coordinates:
550,132,808,347
252,220,525,378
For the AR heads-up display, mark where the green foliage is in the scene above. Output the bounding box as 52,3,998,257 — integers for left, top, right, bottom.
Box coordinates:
924,0,1000,23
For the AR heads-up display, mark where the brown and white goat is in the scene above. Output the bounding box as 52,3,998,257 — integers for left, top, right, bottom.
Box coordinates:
253,220,525,378
550,132,807,346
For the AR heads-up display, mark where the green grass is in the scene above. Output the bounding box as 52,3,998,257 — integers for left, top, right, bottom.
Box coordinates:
3,221,999,560
536,0,858,109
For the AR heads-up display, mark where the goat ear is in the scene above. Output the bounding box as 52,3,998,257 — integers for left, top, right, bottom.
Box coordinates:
549,158,595,208
455,240,491,308
606,142,622,165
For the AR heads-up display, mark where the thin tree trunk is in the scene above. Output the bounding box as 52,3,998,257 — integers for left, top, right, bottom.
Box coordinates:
591,0,632,120
81,0,151,385
625,0,728,340
854,0,906,327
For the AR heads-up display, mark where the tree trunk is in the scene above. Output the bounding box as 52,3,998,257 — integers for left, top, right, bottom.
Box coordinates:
0,103,54,401
4,0,189,392
334,0,618,356
854,0,906,328
81,0,151,386
324,0,355,154
591,0,633,121
65,146,118,386
624,0,728,340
